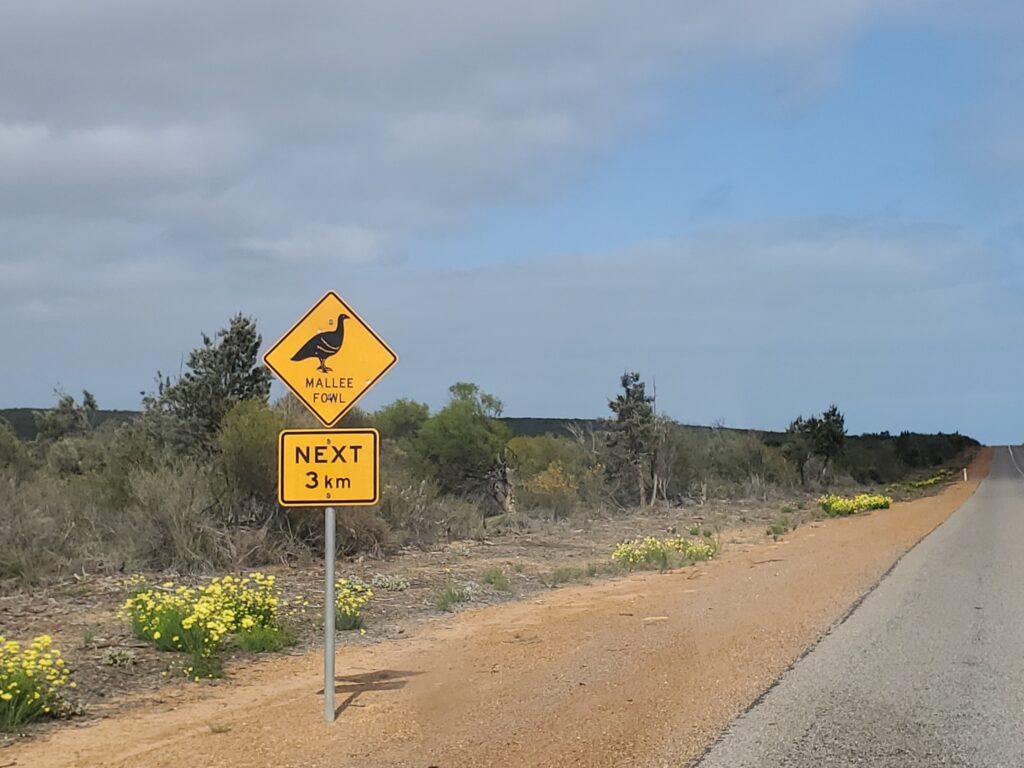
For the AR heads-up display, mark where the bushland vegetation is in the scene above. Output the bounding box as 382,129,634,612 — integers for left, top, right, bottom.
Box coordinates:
0,314,979,587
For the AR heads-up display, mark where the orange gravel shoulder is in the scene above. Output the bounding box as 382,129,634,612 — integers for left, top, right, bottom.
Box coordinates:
11,448,993,768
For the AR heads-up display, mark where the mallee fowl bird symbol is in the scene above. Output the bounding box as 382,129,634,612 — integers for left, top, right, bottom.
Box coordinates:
291,314,349,373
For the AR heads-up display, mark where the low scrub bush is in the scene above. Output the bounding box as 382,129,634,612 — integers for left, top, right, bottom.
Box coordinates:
236,624,297,653
0,634,75,729
482,567,511,592
547,562,606,585
334,577,373,631
435,581,472,612
818,493,892,517
101,648,137,668
766,515,794,539
370,573,410,592
611,536,718,570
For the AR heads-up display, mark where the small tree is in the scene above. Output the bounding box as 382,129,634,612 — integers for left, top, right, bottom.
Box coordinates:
0,418,29,474
606,372,655,507
411,383,510,498
374,399,430,440
784,405,846,485
144,314,271,451
33,389,98,442
217,399,285,524
813,404,846,476
783,416,815,486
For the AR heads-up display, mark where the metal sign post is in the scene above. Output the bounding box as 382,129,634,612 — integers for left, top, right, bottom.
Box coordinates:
264,291,396,726
324,506,336,722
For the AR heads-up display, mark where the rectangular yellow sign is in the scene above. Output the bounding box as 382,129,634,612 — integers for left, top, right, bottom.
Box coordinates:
278,429,379,507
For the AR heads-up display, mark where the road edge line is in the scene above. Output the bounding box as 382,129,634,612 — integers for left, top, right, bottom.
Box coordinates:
687,460,992,767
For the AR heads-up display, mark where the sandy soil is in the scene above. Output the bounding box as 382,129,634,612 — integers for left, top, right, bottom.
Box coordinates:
4,449,991,768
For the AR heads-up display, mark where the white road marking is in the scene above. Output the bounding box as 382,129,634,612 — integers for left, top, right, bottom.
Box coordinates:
1008,446,1024,479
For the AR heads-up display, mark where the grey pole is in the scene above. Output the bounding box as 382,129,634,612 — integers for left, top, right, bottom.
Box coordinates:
324,506,336,723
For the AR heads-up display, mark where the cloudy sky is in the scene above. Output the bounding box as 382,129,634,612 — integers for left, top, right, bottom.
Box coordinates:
2,2,1022,443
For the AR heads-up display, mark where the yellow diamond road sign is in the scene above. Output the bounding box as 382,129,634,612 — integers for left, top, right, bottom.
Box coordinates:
278,429,379,507
264,291,397,426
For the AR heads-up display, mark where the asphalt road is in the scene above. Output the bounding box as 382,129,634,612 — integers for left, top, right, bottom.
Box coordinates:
695,446,1024,768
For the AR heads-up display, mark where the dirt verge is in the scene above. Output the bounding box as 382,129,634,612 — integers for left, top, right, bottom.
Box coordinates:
5,448,992,768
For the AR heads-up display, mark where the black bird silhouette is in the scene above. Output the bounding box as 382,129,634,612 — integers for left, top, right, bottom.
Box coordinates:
291,314,349,373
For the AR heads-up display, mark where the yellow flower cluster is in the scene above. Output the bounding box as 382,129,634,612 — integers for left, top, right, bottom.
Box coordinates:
818,493,893,517
611,535,718,568
122,572,295,678
334,577,373,631
530,462,577,497
0,634,74,728
908,469,953,489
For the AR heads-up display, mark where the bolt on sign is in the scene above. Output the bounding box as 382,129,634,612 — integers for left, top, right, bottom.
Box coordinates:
278,429,379,507
263,291,398,426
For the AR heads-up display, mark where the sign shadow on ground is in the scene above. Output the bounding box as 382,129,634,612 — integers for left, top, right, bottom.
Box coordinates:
316,669,423,720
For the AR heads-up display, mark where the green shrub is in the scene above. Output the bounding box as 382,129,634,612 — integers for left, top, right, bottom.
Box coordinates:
374,399,430,440
0,634,75,729
236,624,297,652
371,573,410,591
335,577,372,631
435,582,472,612
482,568,511,591
216,399,285,522
766,515,793,539
410,384,509,496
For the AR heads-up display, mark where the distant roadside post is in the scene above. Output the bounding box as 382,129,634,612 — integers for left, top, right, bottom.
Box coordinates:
264,291,397,723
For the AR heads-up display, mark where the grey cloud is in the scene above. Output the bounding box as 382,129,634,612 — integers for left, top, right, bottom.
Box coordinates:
0,0,921,268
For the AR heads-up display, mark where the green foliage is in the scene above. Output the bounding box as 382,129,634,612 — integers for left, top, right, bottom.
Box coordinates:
371,573,410,591
0,635,74,728
33,390,98,443
448,382,503,417
547,563,606,585
411,383,510,495
482,567,511,591
839,432,977,485
236,624,297,652
606,372,656,506
334,576,373,631
784,405,846,485
143,314,271,451
435,582,471,611
216,399,285,521
894,431,977,468
509,434,607,515
101,647,137,668
766,515,794,539
816,405,846,467
0,418,31,476
374,399,430,440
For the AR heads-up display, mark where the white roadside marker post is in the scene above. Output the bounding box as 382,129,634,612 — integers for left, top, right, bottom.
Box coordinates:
963,467,968,482
324,506,336,722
